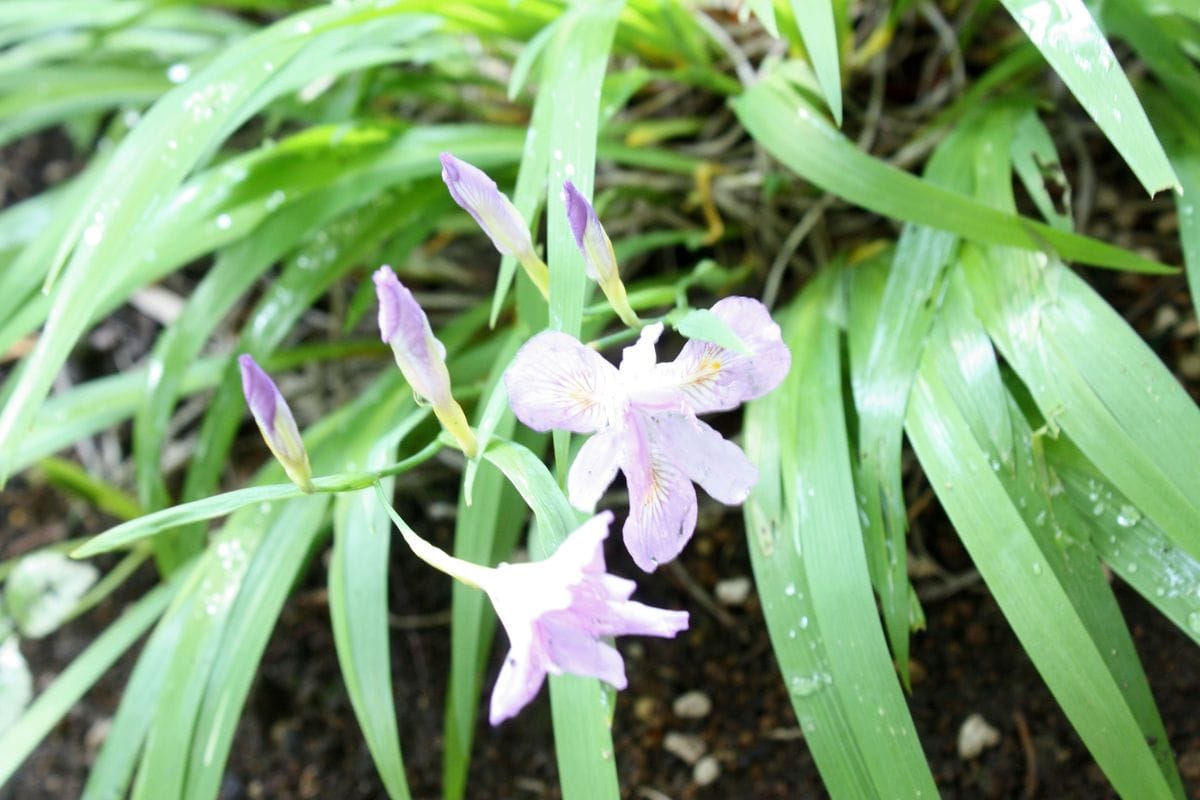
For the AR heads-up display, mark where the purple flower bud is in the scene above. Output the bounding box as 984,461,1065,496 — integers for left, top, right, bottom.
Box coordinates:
563,180,638,328
373,266,477,456
238,355,313,492
563,181,615,283
374,266,453,406
440,153,536,260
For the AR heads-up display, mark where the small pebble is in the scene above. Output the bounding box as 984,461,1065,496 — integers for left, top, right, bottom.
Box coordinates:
714,576,752,606
672,690,712,719
693,755,721,786
1153,305,1180,335
663,732,706,765
1179,352,1200,380
1178,749,1200,780
957,712,1001,759
633,696,658,723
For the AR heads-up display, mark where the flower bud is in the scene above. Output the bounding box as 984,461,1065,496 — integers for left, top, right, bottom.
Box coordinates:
238,355,314,492
563,181,639,328
373,266,478,457
440,152,549,297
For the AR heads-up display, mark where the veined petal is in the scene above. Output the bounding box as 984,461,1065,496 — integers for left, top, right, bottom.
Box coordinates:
237,355,312,492
649,413,758,505
546,511,612,576
541,621,627,689
489,646,548,725
621,413,698,571
373,266,453,406
658,296,791,413
597,599,689,639
567,431,624,512
440,152,535,260
504,331,623,434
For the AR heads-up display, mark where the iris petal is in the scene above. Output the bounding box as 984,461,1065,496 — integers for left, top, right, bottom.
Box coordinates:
504,331,623,434
656,296,791,413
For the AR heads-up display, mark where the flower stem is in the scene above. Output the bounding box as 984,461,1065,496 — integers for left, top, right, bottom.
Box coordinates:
373,483,490,588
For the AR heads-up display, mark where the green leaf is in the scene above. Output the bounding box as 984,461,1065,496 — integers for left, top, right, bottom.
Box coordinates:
731,73,1173,273
81,582,196,800
906,317,1183,799
962,244,1200,568
0,66,169,148
328,408,426,800
744,268,937,798
0,577,177,789
672,307,749,354
1001,0,1178,195
1045,437,1200,647
180,494,331,800
788,0,842,124
846,120,973,682
0,2,462,486
72,484,311,558
525,4,625,796
5,551,99,638
37,456,141,521
0,636,32,737
443,333,529,800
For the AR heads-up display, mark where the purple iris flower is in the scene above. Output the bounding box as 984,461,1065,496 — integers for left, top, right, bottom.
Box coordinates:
479,511,689,724
238,355,313,492
504,297,791,571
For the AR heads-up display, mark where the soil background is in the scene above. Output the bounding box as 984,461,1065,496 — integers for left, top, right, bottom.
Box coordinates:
4,6,1200,799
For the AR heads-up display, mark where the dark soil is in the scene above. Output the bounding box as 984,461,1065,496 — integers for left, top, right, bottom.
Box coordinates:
5,484,1200,800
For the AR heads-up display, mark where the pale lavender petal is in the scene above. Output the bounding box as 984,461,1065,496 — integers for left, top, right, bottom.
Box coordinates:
621,414,698,571
649,413,758,505
596,600,689,639
546,511,612,577
489,646,548,725
599,573,638,601
567,431,624,513
658,296,791,414
504,331,623,434
373,266,452,406
618,322,663,377
439,152,534,259
541,621,627,689
563,180,617,283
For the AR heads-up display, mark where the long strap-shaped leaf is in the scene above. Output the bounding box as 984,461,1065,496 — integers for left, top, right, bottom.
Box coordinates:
743,269,938,799
1000,0,1177,195
482,439,619,799
0,573,180,789
906,291,1184,798
538,2,625,797
0,0,476,486
731,73,1173,274
847,119,985,683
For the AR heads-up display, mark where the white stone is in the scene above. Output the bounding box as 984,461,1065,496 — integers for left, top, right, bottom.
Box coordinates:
957,712,1001,759
693,755,720,786
715,576,752,606
672,690,712,719
663,732,706,765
